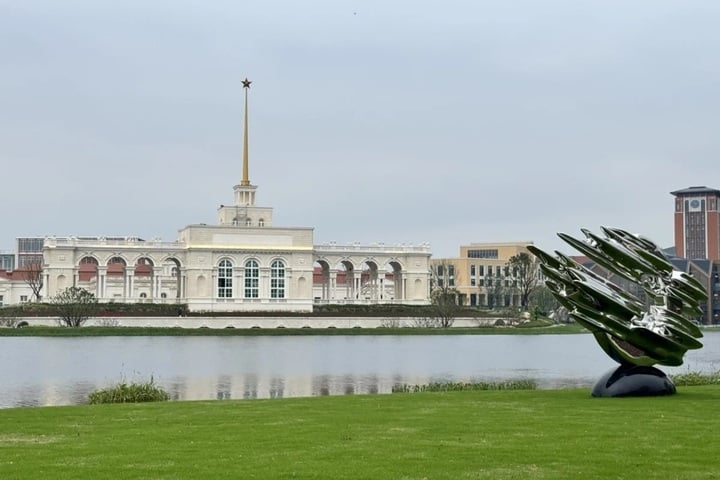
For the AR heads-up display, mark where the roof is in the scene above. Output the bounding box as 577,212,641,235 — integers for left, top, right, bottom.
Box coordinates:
670,186,720,196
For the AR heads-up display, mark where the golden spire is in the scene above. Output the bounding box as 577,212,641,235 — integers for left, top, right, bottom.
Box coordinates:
241,78,252,186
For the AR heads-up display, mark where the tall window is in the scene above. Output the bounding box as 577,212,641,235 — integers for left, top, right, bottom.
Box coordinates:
218,259,233,298
244,260,259,298
271,260,286,298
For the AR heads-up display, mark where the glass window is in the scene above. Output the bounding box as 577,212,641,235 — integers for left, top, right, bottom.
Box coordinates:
0,295,3,306
467,249,498,259
271,260,286,298
478,265,484,276
244,260,259,298
471,277,476,286
20,295,28,303
470,265,476,276
448,265,455,277
259,219,265,227
218,259,233,298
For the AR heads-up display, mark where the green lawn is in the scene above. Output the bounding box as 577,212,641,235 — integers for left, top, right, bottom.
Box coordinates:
0,324,587,337
1,386,718,479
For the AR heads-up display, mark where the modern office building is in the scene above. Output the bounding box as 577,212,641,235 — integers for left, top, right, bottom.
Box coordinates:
16,237,44,267
430,242,533,307
0,252,14,271
671,186,720,260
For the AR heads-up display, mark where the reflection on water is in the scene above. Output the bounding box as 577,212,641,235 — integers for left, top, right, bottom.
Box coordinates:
1,331,719,408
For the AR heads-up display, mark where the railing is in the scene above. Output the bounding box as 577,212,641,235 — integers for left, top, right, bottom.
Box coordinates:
314,242,431,254
44,237,184,249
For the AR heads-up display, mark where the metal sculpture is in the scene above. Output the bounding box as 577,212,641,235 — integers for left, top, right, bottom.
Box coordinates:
527,227,705,397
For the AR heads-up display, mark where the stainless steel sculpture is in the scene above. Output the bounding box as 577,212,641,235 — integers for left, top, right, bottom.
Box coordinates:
528,227,705,397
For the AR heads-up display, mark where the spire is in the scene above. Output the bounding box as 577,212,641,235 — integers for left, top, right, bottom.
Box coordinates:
241,78,252,186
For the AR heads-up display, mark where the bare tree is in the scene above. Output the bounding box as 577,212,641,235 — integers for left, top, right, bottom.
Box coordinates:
429,260,461,327
507,252,540,310
22,261,44,302
51,287,99,327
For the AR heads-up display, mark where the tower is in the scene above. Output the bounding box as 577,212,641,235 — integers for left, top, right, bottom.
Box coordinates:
217,78,274,227
671,186,720,260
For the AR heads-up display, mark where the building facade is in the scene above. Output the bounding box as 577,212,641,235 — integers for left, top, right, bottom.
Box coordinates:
4,81,431,312
430,242,533,307
671,186,720,261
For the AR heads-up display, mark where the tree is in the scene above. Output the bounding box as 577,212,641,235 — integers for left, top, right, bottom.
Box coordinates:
51,287,99,327
429,260,462,327
528,284,560,316
484,276,505,309
22,261,44,301
507,252,540,310
429,287,462,327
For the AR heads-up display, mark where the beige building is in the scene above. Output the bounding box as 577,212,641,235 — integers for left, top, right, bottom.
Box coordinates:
5,81,432,313
430,242,533,307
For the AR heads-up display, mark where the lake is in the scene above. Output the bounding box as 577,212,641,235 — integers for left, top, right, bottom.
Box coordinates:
2,331,719,408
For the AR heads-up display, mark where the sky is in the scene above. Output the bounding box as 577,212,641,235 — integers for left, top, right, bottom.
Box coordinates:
1,0,719,259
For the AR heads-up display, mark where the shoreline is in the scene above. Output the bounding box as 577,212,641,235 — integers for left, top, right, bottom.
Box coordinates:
0,320,587,336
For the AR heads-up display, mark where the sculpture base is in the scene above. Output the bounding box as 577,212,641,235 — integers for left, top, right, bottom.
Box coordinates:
591,364,676,398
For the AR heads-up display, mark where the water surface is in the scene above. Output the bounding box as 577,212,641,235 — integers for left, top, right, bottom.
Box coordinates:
1,332,718,408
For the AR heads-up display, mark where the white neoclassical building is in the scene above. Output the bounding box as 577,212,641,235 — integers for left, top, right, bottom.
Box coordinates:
34,81,431,312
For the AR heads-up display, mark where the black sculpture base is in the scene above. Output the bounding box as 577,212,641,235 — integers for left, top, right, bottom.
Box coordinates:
591,364,676,397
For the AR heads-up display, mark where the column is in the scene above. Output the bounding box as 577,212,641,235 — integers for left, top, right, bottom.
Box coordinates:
43,273,50,299
153,267,163,299
126,267,135,301
179,272,186,300
97,266,107,299
260,267,270,301
330,271,337,301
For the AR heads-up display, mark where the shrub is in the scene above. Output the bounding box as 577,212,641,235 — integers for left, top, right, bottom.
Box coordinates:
51,287,99,327
89,377,170,404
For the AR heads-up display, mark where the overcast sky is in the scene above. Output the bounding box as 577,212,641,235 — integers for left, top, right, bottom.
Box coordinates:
2,0,719,258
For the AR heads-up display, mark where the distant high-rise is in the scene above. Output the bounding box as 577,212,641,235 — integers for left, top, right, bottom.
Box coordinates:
671,186,720,260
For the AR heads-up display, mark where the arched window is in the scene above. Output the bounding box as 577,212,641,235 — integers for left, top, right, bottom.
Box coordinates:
271,259,285,299
160,292,167,299
244,260,259,298
218,259,233,298
245,218,252,227
258,219,265,227
139,292,147,298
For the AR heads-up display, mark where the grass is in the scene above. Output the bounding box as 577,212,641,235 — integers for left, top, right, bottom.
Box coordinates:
392,379,538,392
1,386,719,479
0,324,588,336
88,378,170,404
671,370,720,386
